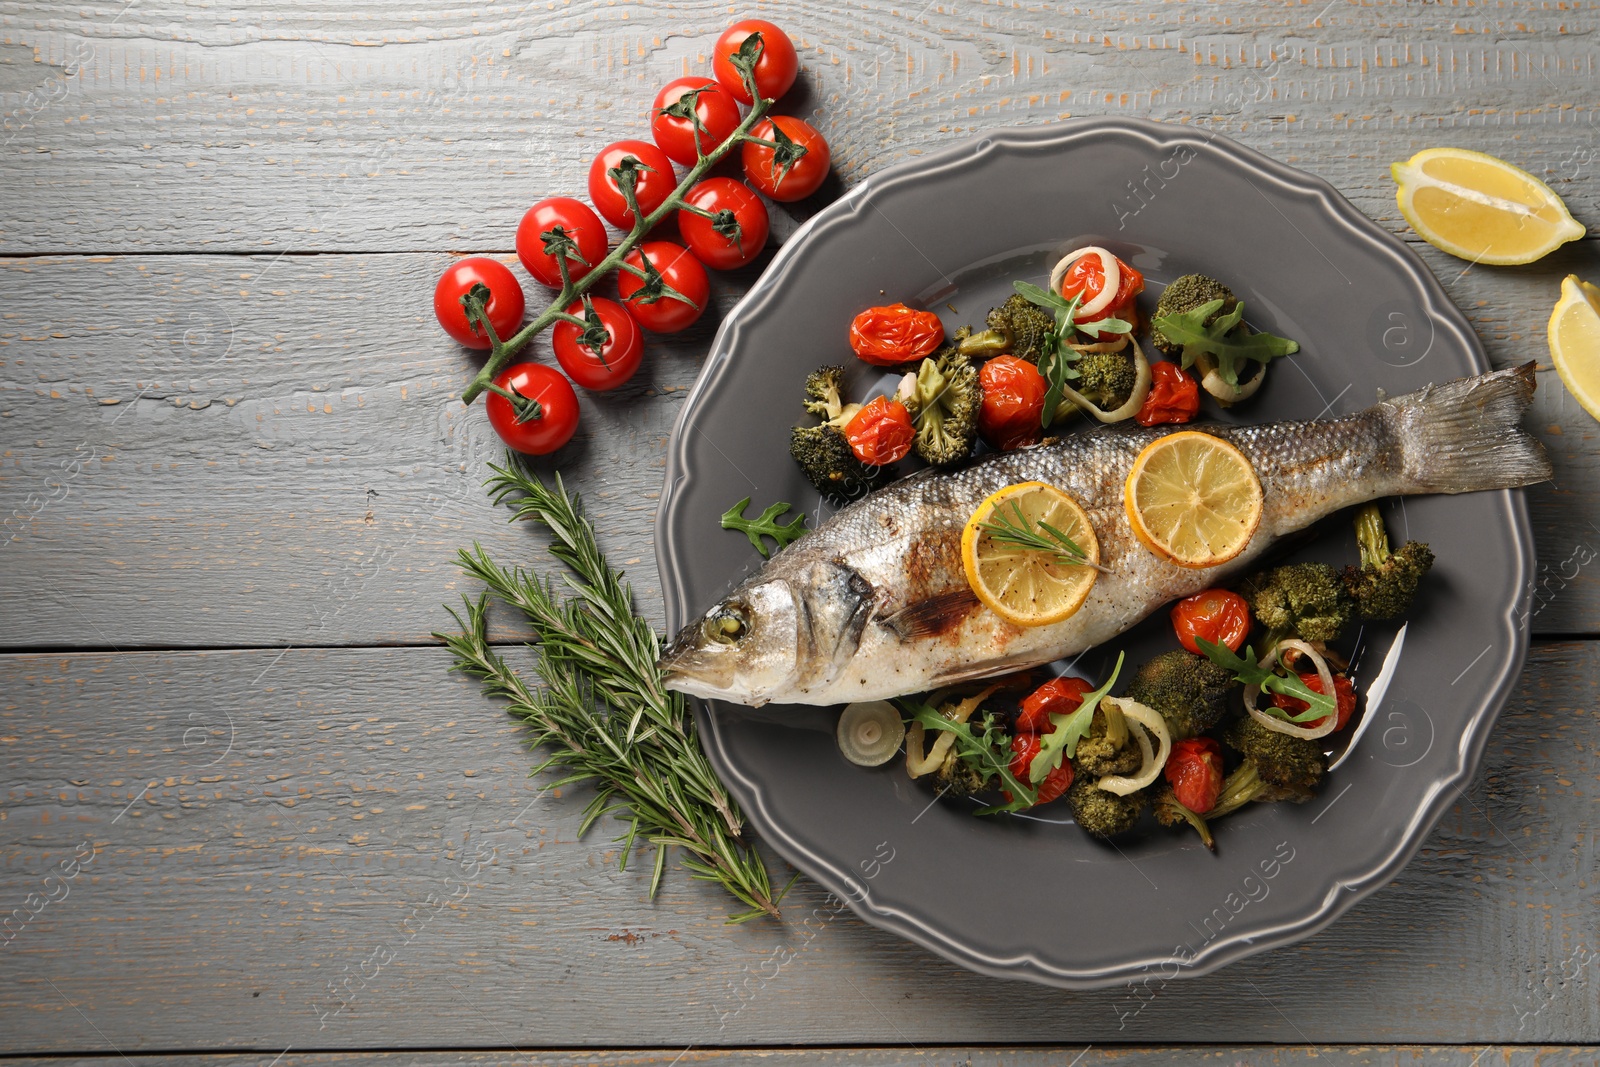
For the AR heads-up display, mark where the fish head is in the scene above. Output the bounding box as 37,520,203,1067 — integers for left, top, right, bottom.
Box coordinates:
659,579,802,705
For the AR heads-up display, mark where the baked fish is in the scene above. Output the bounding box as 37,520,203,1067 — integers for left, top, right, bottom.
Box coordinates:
660,364,1550,706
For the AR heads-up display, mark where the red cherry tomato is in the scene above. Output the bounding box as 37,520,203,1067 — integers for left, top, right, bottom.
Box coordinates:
587,139,678,231
978,355,1047,450
1135,361,1201,427
1016,675,1093,734
848,304,944,366
1170,588,1252,655
742,116,830,202
432,257,525,350
842,396,915,466
678,178,770,270
1165,737,1225,814
1060,252,1145,341
650,77,742,166
617,241,710,334
515,197,609,289
1008,733,1074,806
1273,672,1359,732
551,298,643,392
712,19,799,105
485,362,579,455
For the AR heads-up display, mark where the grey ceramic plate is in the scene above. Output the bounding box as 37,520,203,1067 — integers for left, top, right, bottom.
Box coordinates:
655,118,1533,987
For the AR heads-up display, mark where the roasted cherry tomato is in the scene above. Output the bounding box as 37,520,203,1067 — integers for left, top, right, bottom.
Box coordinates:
650,76,743,166
742,115,830,202
1273,672,1359,732
1008,733,1074,806
587,139,678,231
978,355,1047,450
711,19,799,105
485,362,579,455
678,178,770,270
848,303,944,366
617,241,710,334
1171,588,1252,655
842,396,914,466
1165,736,1225,814
551,298,643,391
515,197,609,289
432,257,525,350
1016,675,1093,734
1060,251,1146,341
1135,361,1201,427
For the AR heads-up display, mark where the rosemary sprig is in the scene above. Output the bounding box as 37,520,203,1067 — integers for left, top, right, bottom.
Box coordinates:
436,457,795,922
976,499,1112,574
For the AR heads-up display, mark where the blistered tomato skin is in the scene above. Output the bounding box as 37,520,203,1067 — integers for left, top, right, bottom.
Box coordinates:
515,198,609,289
485,363,580,455
678,178,770,270
978,356,1047,450
1016,676,1093,734
1274,673,1359,731
1165,737,1225,814
712,20,799,105
587,140,678,231
1171,588,1252,655
551,298,643,391
1136,361,1202,426
650,77,742,166
1008,734,1074,806
843,396,915,466
848,304,944,365
433,258,526,350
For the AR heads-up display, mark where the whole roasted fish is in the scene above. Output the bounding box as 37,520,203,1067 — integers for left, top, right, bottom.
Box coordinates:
660,364,1550,706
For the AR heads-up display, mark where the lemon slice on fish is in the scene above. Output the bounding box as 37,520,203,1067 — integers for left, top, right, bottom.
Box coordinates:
1124,431,1262,568
961,482,1100,627
1549,274,1600,423
1391,147,1585,265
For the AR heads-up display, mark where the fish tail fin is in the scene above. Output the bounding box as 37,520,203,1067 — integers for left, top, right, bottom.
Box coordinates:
1388,361,1552,494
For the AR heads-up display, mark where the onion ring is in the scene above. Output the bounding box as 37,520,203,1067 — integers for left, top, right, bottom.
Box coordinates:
1244,639,1338,740
1055,336,1154,424
1194,352,1265,405
1049,247,1121,318
1096,697,1171,795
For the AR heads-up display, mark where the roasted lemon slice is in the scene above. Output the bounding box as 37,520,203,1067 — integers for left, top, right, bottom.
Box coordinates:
1125,431,1262,568
961,481,1100,627
1549,274,1600,424
1391,147,1584,265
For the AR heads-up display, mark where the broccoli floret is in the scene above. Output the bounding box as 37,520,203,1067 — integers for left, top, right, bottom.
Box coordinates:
957,324,1012,359
895,347,979,466
1067,776,1147,840
985,294,1056,364
789,424,883,500
931,746,991,799
1073,348,1138,411
1207,716,1326,818
1152,274,1237,357
1343,503,1435,621
1153,783,1215,850
1074,705,1143,778
1126,650,1239,741
802,365,852,421
1239,562,1356,647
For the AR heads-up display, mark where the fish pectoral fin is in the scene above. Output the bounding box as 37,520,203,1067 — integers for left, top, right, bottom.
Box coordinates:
876,587,981,640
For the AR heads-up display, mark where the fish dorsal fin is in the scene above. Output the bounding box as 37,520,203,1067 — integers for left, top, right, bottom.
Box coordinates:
877,587,980,640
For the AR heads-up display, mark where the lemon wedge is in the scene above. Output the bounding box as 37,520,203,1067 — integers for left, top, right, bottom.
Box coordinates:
1391,147,1584,265
961,482,1100,627
1124,431,1262,568
1549,274,1600,423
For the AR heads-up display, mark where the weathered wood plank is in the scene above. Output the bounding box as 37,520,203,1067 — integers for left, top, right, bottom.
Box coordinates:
0,1,1594,254
2,242,1598,649
0,641,1593,1050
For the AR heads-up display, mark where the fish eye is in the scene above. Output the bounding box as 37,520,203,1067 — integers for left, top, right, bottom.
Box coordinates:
704,603,749,645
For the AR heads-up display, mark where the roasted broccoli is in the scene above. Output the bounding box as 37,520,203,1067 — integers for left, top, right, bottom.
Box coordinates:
931,745,991,799
791,365,882,499
1153,783,1215,850
985,293,1056,364
1074,704,1143,778
1151,274,1237,357
897,347,980,466
1343,502,1435,621
1208,716,1327,818
1126,650,1239,741
1073,348,1139,411
1239,562,1356,647
1068,776,1147,840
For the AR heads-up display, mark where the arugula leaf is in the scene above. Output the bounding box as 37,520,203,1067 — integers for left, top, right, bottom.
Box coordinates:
899,701,1036,812
720,497,807,558
1013,282,1083,428
1149,298,1300,387
1030,652,1124,784
1194,638,1335,724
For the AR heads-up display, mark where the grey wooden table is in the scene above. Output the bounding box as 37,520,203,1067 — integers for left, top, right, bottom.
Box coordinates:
2,1,1597,1062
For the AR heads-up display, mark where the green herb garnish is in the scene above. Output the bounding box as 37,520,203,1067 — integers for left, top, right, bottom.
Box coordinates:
975,499,1110,574
1150,298,1299,387
720,496,807,558
898,700,1036,813
1029,651,1124,784
1194,638,1336,724
1013,280,1135,428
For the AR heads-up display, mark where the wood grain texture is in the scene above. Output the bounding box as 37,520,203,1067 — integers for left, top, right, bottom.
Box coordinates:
0,642,1594,1050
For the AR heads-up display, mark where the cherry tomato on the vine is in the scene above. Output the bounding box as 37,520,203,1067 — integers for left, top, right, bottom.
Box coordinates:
587,139,678,231
1170,588,1252,655
1008,733,1073,806
485,362,579,455
432,257,525,350
515,198,608,289
617,241,710,334
1165,737,1225,814
678,178,770,270
978,355,1047,451
848,303,944,365
1273,672,1359,732
711,19,798,106
1016,675,1093,735
1135,361,1201,427
650,77,742,166
742,115,830,202
843,396,915,466
551,298,643,392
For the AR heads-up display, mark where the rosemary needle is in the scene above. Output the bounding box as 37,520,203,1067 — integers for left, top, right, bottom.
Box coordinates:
977,499,1113,574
